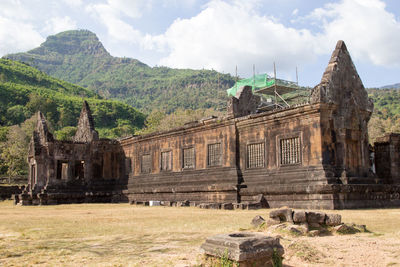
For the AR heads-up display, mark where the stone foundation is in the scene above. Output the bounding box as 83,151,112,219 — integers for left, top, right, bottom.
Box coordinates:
201,232,284,267
0,185,23,200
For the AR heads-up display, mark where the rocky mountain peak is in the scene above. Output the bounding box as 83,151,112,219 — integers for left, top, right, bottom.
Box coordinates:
29,29,110,56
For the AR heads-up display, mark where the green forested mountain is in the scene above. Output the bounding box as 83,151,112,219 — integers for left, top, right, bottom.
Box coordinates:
0,58,146,176
379,83,400,89
0,58,145,138
5,30,234,113
367,88,400,142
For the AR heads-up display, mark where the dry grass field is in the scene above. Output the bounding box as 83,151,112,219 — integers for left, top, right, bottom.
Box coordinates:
0,200,400,267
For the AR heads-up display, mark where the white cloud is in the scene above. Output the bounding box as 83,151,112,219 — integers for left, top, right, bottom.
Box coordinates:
292,8,298,16
137,0,400,77
145,0,317,77
0,17,44,55
44,16,77,35
62,0,83,7
111,0,152,19
162,0,198,9
0,1,44,55
86,0,150,43
310,0,400,67
0,0,32,20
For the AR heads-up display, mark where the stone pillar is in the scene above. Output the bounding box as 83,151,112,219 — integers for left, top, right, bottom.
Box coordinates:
375,133,400,184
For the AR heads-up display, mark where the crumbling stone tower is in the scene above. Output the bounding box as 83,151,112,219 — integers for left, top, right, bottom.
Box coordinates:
27,111,55,193
311,40,374,183
19,102,127,205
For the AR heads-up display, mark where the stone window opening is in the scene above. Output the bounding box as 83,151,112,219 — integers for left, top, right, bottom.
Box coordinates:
279,136,301,165
182,147,195,169
125,157,132,175
207,143,222,167
74,160,85,180
141,154,152,173
246,142,265,169
161,151,172,171
56,160,69,180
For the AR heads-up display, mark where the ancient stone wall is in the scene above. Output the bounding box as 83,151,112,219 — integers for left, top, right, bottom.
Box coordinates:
119,40,400,209
20,40,400,209
120,117,239,204
237,103,336,208
375,133,400,184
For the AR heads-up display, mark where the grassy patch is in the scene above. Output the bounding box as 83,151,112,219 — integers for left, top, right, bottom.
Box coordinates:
0,201,400,266
288,240,324,263
0,201,263,266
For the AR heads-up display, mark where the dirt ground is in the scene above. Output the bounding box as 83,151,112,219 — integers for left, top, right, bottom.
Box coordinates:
0,201,399,267
281,233,400,267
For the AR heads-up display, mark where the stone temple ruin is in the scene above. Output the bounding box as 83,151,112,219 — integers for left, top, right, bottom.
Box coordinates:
15,41,400,209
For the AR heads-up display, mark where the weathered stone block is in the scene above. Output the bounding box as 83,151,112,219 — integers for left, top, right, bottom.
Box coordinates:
149,200,161,206
221,203,234,210
308,222,322,228
293,210,307,223
306,211,326,224
247,202,263,210
308,230,320,237
209,203,221,209
239,203,248,210
176,200,189,207
296,223,309,233
325,213,341,226
201,232,284,266
234,203,248,210
199,203,221,209
251,215,266,227
269,208,293,223
198,203,209,209
288,225,303,235
266,218,281,227
160,201,172,206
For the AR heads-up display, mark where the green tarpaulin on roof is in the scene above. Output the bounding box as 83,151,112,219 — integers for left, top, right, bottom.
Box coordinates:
227,74,275,97
227,73,299,97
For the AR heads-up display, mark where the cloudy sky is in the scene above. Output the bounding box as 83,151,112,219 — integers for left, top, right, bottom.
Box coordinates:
1,0,399,87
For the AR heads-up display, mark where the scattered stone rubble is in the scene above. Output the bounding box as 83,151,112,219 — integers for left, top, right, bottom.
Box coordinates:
251,208,368,236
131,199,267,210
0,185,23,200
132,194,268,210
201,232,284,267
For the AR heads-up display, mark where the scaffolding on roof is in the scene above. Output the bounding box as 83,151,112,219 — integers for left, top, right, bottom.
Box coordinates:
227,63,308,109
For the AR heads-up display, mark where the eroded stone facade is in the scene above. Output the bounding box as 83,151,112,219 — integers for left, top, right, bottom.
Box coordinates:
17,102,127,205
19,41,400,209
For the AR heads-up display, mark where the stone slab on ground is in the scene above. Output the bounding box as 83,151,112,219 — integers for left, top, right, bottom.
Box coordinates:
201,232,284,266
